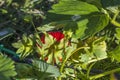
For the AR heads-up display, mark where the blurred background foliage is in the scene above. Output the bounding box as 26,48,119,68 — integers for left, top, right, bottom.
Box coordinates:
0,0,58,46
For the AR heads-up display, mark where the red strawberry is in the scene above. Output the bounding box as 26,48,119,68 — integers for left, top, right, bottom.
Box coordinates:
48,31,64,42
40,31,64,43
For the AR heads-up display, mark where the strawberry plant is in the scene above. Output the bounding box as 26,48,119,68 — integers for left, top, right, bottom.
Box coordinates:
1,0,120,80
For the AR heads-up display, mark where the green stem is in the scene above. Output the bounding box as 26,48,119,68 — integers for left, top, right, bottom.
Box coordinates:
90,67,120,80
111,11,120,27
111,20,120,27
58,46,89,80
113,11,119,21
86,57,107,64
87,62,96,78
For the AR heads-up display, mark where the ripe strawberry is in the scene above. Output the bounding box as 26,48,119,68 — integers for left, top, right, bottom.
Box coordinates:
40,31,64,43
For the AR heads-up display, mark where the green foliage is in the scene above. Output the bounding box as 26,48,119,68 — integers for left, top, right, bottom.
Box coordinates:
115,28,120,40
93,40,107,59
33,59,60,77
0,54,17,80
1,0,120,80
75,13,109,39
109,46,120,62
43,0,120,80
15,59,60,80
12,34,34,59
49,0,99,15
